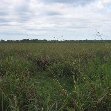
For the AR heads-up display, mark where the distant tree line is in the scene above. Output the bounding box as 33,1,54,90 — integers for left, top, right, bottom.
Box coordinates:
0,39,111,43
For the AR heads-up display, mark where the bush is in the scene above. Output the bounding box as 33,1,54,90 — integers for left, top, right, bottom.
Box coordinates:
48,61,80,79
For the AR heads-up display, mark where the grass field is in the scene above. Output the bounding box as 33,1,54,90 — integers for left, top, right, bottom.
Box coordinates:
0,43,111,111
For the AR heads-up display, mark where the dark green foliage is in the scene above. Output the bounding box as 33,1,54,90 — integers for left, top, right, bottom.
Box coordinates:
48,61,81,84
0,43,111,111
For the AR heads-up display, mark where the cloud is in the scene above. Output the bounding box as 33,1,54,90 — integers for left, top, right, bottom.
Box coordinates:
0,11,8,16
41,0,95,6
15,0,32,22
102,0,111,5
44,11,62,16
0,0,111,40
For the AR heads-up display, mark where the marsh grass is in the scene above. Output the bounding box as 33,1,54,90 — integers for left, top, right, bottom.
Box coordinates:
0,43,111,111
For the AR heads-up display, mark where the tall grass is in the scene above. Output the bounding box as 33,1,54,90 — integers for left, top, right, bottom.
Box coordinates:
0,43,111,111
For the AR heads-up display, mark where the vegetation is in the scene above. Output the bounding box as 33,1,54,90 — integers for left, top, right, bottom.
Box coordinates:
1,39,111,43
0,42,111,111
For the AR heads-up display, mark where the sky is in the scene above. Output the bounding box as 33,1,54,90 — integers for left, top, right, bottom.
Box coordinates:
0,0,111,40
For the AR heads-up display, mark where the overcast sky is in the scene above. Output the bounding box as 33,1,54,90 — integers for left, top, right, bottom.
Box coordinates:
0,0,111,40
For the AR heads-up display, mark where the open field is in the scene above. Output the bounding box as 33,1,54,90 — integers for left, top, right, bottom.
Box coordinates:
0,43,111,111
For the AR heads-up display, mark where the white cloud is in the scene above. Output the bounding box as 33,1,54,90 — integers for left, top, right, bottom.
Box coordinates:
0,0,111,40
102,0,111,4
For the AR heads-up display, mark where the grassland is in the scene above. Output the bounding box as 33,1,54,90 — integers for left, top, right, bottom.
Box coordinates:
0,43,111,111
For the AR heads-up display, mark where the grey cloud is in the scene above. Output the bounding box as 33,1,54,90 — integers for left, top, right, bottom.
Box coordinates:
0,12,11,26
0,18,13,27
0,23,10,26
44,11,62,16
41,0,95,6
0,11,8,16
17,10,32,22
15,0,32,22
0,18,10,23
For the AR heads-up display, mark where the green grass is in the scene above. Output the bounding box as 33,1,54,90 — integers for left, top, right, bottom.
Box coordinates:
0,43,111,111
